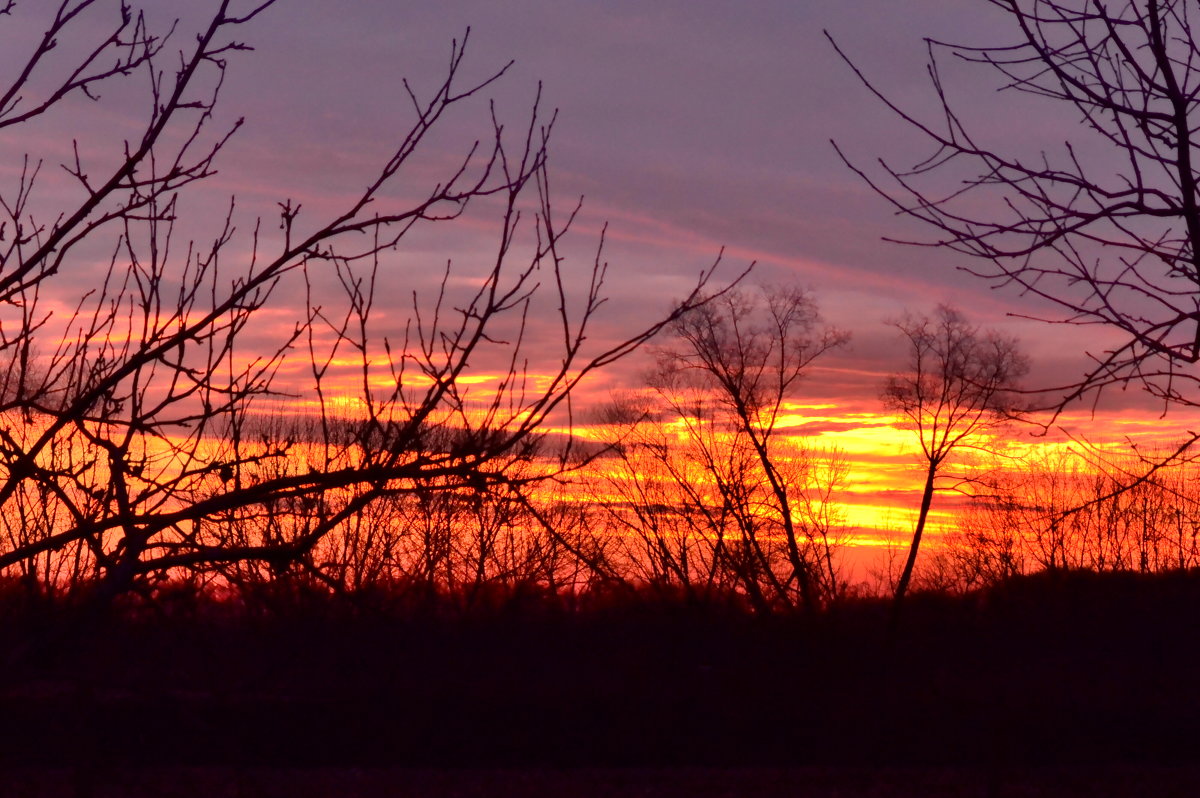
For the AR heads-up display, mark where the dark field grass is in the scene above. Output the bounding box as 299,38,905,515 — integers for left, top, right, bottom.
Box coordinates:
1,569,1199,792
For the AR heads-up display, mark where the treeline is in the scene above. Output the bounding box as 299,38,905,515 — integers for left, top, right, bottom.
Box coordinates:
1,276,1194,610
7,399,1199,616
1,274,1192,612
940,445,1200,591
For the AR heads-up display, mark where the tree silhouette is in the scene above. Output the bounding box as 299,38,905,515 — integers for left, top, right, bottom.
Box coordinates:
602,285,848,611
830,0,1200,418
0,1,722,602
883,305,1027,612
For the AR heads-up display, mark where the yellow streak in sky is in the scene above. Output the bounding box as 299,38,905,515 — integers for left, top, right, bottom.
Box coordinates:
264,374,1200,568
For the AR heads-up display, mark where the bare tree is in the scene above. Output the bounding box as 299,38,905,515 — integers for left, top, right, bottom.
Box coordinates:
0,2,723,603
599,284,849,611
831,1,1200,421
883,305,1027,610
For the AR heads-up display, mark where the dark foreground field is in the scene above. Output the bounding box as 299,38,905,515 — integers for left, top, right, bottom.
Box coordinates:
2,570,1200,795
7,765,1200,797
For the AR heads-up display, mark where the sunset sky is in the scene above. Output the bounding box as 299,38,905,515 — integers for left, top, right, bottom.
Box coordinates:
7,0,1200,571
143,0,1188,410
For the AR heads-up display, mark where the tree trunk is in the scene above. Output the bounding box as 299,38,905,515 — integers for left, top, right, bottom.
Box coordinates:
892,459,938,623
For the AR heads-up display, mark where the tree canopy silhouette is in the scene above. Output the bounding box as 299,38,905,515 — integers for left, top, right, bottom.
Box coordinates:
831,0,1200,418
619,285,849,611
884,305,1027,610
0,1,721,602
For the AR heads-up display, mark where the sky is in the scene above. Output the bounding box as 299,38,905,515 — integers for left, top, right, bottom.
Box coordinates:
170,0,1167,412
208,3,1196,418
7,0,1200,568
0,2,1127,392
